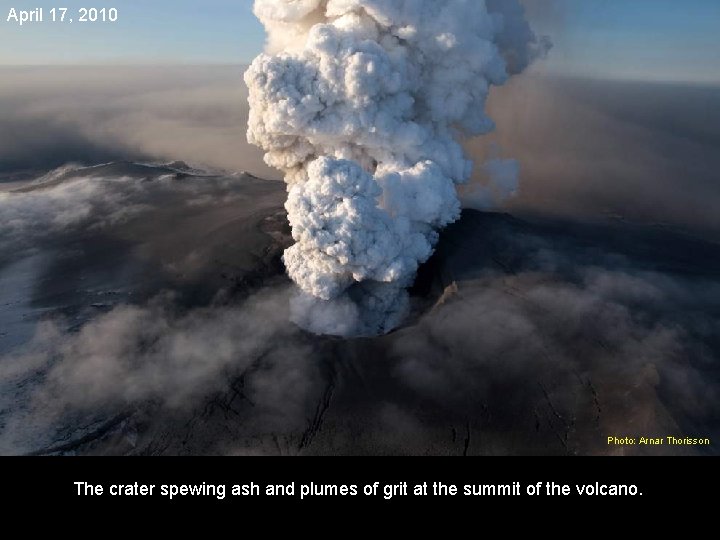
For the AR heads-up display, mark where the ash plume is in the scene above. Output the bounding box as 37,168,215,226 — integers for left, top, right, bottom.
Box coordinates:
245,0,549,336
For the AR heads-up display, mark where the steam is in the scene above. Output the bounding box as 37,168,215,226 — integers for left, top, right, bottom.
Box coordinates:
245,0,548,335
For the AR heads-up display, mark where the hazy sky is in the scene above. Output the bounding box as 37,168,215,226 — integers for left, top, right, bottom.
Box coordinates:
1,0,719,83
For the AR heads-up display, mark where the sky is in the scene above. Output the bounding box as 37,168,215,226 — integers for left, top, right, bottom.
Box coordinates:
1,0,720,83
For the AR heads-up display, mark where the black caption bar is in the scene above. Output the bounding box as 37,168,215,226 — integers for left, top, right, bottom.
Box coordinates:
1,457,715,509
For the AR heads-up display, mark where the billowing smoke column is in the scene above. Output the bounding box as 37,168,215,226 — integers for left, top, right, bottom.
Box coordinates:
245,0,549,336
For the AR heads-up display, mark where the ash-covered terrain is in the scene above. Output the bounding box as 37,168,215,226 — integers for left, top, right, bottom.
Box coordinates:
1,161,718,455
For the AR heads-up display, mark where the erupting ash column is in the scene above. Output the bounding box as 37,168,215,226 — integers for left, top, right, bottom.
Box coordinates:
245,0,548,336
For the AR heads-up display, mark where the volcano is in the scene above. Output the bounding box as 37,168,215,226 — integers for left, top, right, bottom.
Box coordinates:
1,163,718,456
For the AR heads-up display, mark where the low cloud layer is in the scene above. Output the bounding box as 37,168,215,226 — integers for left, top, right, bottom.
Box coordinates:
0,66,276,179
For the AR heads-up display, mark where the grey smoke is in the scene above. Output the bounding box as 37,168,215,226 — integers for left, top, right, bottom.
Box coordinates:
468,76,720,239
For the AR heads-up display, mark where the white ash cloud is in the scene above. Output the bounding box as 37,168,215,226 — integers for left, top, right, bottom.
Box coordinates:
245,0,549,336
